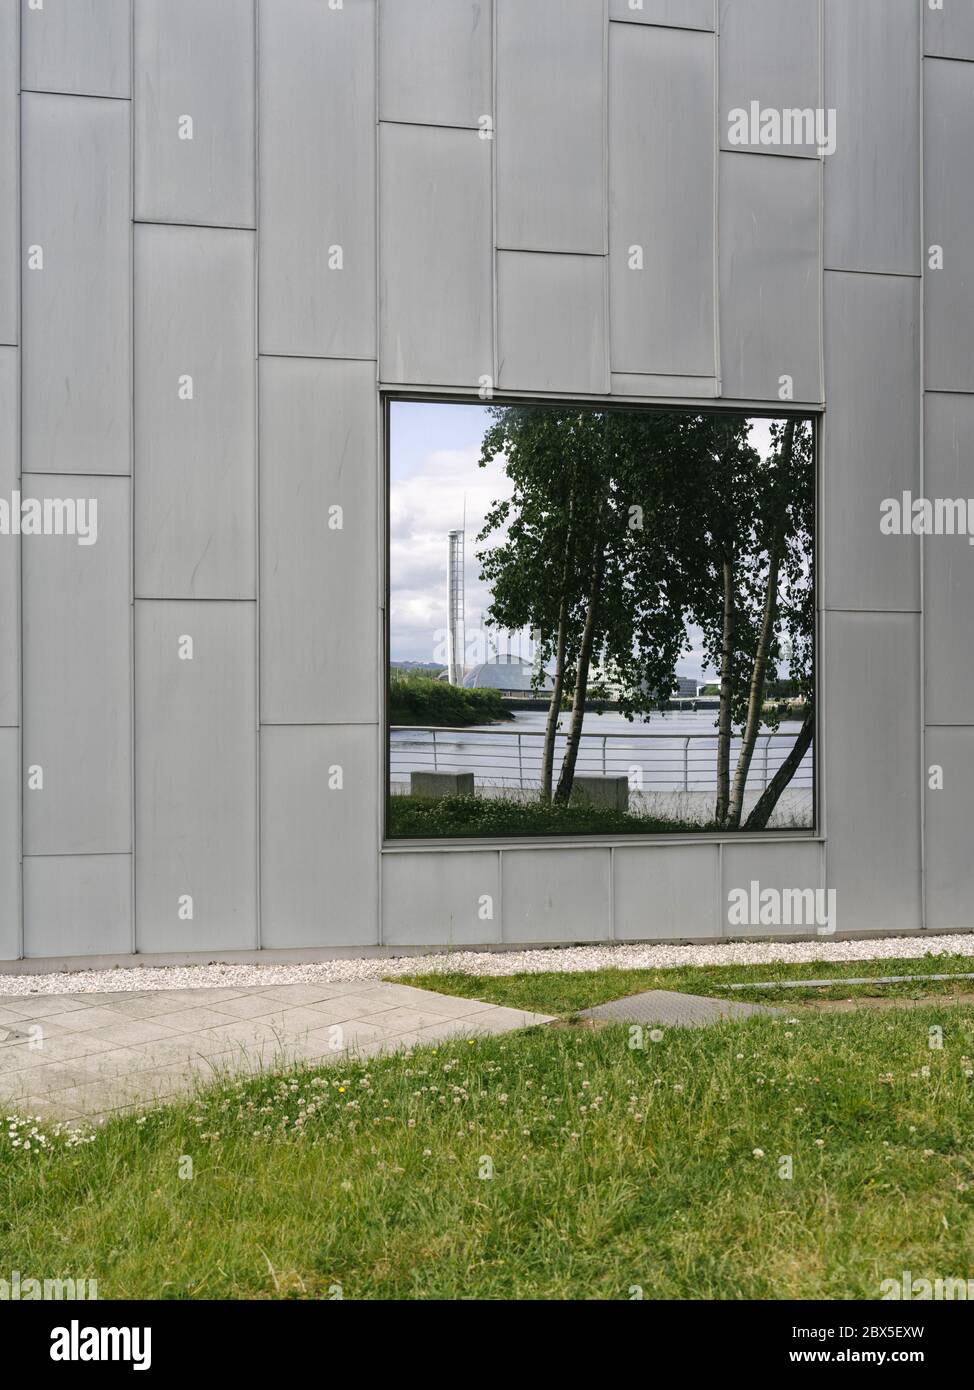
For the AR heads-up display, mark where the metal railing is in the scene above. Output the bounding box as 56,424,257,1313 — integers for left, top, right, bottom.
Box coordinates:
389,726,812,794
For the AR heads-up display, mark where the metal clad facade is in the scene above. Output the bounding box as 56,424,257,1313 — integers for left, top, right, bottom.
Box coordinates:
0,2,960,959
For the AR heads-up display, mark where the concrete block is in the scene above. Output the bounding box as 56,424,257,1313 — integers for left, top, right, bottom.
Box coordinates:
410,772,475,798
570,776,630,812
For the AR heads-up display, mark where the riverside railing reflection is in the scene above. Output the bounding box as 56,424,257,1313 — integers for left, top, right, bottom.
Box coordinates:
389,725,812,796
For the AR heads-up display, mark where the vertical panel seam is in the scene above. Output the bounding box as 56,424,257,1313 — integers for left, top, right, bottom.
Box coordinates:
253,0,261,951
16,0,24,958
375,0,384,946
128,0,136,954
919,28,927,930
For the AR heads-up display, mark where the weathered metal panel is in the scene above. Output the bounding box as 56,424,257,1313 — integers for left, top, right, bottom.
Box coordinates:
718,0,820,159
21,93,131,475
134,0,256,228
0,348,18,726
22,474,131,855
823,271,920,612
823,612,921,934
378,0,491,128
496,0,605,253
609,0,714,28
0,0,18,345
261,726,379,948
824,0,920,276
258,0,376,358
0,727,18,960
718,151,821,402
497,251,608,394
925,1,974,59
382,850,501,946
135,224,256,600
611,373,718,399
259,357,377,724
502,848,611,942
614,845,719,940
21,0,131,99
923,392,974,726
135,600,258,952
925,728,974,931
24,854,131,958
721,842,825,937
609,22,715,377
379,123,492,387
924,57,974,393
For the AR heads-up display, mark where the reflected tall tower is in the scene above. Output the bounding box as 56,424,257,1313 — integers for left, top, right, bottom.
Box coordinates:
447,529,465,686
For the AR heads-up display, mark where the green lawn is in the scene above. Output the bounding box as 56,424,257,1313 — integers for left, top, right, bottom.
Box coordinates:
3,1004,974,1299
397,954,974,1014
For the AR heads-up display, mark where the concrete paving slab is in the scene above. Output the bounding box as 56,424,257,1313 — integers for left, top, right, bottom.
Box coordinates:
0,981,552,1122
579,990,783,1027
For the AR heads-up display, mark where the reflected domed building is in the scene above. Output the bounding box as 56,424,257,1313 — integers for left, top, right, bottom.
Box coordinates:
462,655,553,696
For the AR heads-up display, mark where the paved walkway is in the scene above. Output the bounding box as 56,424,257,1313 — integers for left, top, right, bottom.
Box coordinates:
0,982,551,1124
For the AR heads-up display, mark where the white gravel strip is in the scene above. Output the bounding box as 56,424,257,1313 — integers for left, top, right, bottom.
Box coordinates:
2,934,974,997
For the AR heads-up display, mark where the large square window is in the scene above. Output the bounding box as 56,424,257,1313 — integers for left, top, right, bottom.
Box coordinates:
386,399,815,841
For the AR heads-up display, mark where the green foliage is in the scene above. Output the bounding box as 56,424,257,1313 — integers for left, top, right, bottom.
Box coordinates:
4,1007,974,1299
477,406,692,721
474,406,816,821
388,793,706,839
388,672,512,727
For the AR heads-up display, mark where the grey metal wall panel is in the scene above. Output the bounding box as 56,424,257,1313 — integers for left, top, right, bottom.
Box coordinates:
496,0,605,253
923,392,974,726
612,373,718,399
135,225,256,600
135,600,257,952
614,845,718,940
0,728,17,960
378,0,491,128
609,0,714,28
718,152,821,403
134,0,255,228
24,854,131,958
823,0,920,276
21,0,130,98
0,348,18,726
925,58,974,393
379,124,492,387
21,93,131,475
382,850,500,946
823,612,921,934
609,22,715,377
823,272,920,612
925,3,974,59
258,0,376,359
260,726,378,948
718,0,820,159
0,0,17,345
925,728,974,931
259,357,377,724
721,842,824,938
22,474,131,855
497,251,608,394
501,848,611,943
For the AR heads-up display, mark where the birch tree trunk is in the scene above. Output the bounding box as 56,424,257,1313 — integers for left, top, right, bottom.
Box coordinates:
554,522,606,804
744,705,814,830
727,420,796,828
714,549,735,827
540,480,577,801
726,540,783,827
